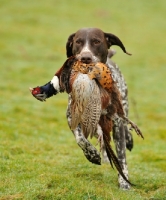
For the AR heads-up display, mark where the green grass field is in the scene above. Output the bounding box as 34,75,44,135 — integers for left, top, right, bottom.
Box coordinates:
0,0,166,199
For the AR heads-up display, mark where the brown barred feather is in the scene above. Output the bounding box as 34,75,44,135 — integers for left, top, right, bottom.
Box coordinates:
70,73,101,138
81,80,101,138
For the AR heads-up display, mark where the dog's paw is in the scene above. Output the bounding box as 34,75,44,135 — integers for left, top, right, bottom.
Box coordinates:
118,175,131,190
83,150,101,165
83,143,101,165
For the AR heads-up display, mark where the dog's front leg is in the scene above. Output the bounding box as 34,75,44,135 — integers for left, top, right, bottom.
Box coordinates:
72,124,101,165
112,116,130,190
66,95,101,165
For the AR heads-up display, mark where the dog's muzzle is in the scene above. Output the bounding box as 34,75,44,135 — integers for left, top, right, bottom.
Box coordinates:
76,52,99,64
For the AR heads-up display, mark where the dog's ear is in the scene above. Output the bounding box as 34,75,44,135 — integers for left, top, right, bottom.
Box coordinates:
104,33,132,55
66,33,75,57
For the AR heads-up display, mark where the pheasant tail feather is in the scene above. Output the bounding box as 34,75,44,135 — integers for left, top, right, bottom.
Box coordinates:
103,134,135,186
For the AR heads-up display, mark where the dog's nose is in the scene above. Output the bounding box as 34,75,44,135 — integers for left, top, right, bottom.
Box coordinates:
81,53,92,64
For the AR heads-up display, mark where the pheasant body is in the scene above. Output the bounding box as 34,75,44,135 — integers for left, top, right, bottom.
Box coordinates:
70,73,102,138
56,58,125,140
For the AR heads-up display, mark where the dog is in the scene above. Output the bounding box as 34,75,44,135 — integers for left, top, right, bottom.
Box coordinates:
30,28,134,190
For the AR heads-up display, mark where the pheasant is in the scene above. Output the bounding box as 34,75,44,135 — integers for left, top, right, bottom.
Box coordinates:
31,56,143,186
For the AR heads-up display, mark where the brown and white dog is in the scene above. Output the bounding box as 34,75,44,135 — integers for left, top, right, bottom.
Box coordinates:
31,28,134,190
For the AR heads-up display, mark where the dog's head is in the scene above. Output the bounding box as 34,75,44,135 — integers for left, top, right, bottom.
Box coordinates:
66,28,131,64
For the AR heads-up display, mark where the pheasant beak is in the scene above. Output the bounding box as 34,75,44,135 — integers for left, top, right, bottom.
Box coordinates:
29,87,33,93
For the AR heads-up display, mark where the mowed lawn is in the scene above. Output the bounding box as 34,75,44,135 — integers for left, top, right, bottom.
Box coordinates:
0,0,166,199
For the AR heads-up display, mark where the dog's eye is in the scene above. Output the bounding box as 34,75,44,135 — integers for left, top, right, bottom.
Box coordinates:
93,39,100,45
76,40,82,45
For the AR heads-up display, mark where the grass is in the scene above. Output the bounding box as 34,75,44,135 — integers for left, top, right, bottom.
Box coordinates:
0,0,166,199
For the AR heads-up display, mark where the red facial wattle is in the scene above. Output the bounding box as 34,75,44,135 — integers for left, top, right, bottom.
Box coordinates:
32,87,41,95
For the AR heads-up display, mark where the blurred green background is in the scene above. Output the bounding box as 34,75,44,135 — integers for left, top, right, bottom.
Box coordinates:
0,0,166,199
